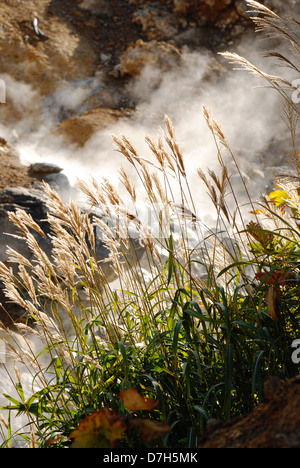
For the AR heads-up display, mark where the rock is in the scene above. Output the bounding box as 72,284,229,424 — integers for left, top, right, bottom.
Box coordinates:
171,0,297,30
119,39,181,77
133,6,179,40
28,162,63,175
199,376,300,448
172,0,299,26
78,0,114,18
100,53,112,64
0,187,51,288
0,1,98,130
42,173,73,200
0,142,37,191
173,0,234,24
0,0,262,138
58,107,128,146
173,0,189,15
28,162,73,199
0,284,33,327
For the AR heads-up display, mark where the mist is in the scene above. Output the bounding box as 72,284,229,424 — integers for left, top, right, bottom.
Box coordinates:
1,33,289,227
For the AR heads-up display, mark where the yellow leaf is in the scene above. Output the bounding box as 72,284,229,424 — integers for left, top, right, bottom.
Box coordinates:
268,189,289,207
249,209,266,215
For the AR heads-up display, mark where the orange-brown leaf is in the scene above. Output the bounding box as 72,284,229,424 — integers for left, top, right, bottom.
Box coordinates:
69,407,126,448
119,388,159,411
266,285,281,322
256,270,296,286
46,436,63,447
247,221,274,246
131,418,171,443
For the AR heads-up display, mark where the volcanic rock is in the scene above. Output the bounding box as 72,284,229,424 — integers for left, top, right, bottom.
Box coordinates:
28,162,72,197
173,0,233,23
0,187,50,261
59,107,129,146
133,5,179,40
78,0,114,18
119,39,181,77
28,162,63,175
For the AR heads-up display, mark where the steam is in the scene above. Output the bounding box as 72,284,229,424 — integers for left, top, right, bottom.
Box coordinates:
2,36,288,219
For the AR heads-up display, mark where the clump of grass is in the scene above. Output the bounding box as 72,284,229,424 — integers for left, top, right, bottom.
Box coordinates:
0,0,300,448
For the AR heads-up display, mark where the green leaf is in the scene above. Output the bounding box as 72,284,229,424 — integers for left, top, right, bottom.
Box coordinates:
167,234,174,285
194,405,209,421
217,261,252,278
224,343,234,420
118,341,129,381
252,350,265,401
1,394,23,408
173,320,183,354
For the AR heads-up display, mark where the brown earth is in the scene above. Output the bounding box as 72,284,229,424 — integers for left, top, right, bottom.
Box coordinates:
58,107,132,145
0,137,37,191
0,0,299,449
199,376,300,448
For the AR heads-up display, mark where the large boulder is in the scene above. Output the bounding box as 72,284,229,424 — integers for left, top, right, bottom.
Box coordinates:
0,186,142,275
0,187,50,265
58,107,128,146
132,5,179,41
199,376,300,448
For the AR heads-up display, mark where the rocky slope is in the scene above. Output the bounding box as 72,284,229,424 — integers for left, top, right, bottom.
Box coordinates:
0,0,295,145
